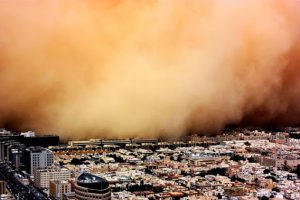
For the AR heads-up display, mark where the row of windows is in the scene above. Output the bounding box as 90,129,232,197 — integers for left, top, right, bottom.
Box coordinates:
75,190,111,200
39,174,70,177
75,185,111,200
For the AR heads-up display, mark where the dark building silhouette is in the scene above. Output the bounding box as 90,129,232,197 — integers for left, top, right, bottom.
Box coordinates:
75,173,111,200
18,135,59,147
0,132,59,148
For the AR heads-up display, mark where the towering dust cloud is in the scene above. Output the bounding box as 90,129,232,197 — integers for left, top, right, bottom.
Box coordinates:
0,0,300,140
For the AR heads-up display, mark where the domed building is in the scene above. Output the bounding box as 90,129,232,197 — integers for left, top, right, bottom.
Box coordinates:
75,172,111,200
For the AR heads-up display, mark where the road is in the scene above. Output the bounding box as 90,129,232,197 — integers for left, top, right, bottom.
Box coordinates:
0,161,50,200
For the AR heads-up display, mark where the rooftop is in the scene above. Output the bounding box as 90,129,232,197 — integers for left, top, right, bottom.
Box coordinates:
77,172,110,192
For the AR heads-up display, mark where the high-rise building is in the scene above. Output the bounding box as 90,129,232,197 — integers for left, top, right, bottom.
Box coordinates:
0,140,24,165
35,168,71,189
10,149,22,171
24,146,53,176
0,181,7,195
49,180,72,200
0,141,5,161
75,173,111,200
2,141,19,161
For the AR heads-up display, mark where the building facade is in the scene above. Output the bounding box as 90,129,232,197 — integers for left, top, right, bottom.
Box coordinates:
24,146,53,176
0,181,7,195
35,168,71,188
49,180,72,200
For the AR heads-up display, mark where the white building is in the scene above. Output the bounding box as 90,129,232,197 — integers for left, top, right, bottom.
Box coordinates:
35,168,71,189
20,131,35,137
25,146,54,176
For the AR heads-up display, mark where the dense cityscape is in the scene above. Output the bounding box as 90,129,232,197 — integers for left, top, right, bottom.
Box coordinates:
1,128,300,199
2,0,300,200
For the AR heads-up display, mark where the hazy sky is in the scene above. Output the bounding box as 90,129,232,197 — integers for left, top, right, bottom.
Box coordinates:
0,0,300,140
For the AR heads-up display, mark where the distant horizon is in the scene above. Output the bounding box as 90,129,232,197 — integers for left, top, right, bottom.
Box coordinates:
2,126,298,144
1,1,300,140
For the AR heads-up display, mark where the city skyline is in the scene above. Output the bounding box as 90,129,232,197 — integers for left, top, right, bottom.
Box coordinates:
2,1,300,198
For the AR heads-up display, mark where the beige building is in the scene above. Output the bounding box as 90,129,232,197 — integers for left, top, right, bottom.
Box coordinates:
0,181,7,195
286,159,300,169
189,157,228,167
49,180,72,200
260,156,300,169
260,157,285,168
35,168,71,188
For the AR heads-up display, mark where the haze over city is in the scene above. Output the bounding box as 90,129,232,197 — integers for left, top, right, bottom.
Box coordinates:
3,1,300,200
1,0,300,140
